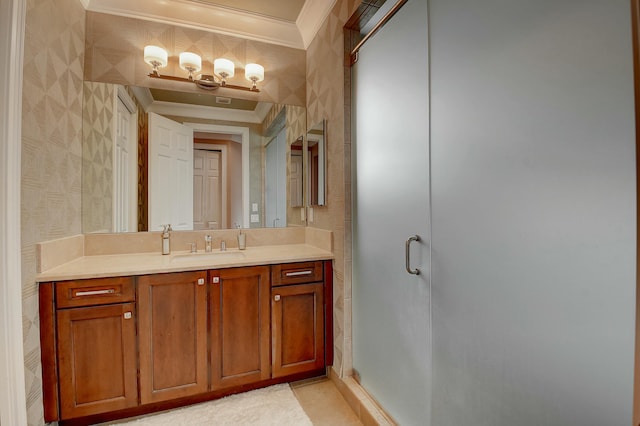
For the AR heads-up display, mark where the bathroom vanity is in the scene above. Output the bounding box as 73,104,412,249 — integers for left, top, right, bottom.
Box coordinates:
37,230,333,425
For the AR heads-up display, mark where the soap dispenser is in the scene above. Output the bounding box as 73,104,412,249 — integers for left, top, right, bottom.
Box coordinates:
162,224,172,255
237,226,246,250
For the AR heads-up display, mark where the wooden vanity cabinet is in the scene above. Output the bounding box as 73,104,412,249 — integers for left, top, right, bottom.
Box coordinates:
40,277,138,422
271,262,327,377
39,259,332,424
137,271,208,404
209,266,271,389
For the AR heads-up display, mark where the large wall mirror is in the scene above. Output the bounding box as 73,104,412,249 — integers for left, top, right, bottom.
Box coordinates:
81,82,306,233
307,119,327,206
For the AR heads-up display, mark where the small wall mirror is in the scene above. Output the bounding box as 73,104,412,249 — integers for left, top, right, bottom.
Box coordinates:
307,119,326,206
290,136,304,208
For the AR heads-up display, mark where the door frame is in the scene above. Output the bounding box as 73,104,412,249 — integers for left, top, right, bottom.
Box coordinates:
185,123,250,228
194,143,228,229
0,0,28,424
112,86,138,232
631,0,640,424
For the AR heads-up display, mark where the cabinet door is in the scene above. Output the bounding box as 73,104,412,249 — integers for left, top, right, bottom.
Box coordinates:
138,271,208,404
57,303,137,419
272,282,325,377
210,266,271,389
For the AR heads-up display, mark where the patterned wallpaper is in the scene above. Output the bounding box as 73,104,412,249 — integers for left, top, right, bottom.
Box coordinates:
18,1,361,423
21,0,85,424
82,81,114,233
285,105,307,227
84,11,307,106
306,0,361,377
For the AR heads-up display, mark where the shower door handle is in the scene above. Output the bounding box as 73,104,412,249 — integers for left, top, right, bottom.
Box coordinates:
405,235,421,275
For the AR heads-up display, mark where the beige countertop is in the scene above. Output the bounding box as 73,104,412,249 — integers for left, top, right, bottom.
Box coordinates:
36,244,333,282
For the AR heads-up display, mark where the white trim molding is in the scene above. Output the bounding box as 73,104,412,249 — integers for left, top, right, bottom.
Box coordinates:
81,0,336,49
0,0,28,424
297,0,336,48
184,123,251,228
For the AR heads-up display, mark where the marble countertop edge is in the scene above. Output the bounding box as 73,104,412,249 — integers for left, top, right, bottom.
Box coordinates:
36,244,334,282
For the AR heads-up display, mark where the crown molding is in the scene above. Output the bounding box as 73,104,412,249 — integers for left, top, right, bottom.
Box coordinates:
83,0,337,49
148,100,267,123
297,0,336,48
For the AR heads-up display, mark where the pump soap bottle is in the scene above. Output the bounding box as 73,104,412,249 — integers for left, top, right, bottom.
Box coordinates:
237,226,246,250
162,224,172,255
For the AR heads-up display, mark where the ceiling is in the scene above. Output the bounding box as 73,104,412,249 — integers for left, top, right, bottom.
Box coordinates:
80,0,336,49
185,0,306,22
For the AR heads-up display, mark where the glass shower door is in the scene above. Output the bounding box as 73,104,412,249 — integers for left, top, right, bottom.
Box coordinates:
352,0,431,424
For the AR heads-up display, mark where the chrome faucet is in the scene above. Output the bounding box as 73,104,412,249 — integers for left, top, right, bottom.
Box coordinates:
205,235,212,252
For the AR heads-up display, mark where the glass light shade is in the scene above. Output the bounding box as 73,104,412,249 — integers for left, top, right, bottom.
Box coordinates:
214,58,235,78
144,45,168,68
245,63,264,82
179,52,202,72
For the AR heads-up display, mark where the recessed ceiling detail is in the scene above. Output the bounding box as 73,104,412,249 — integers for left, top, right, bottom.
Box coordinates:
184,0,307,22
82,0,336,49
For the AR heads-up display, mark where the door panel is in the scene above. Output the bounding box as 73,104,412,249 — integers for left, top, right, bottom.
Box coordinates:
265,128,287,228
114,98,130,232
352,0,431,424
56,303,137,419
148,112,194,230
138,271,208,404
290,152,303,207
210,266,270,389
194,149,223,230
429,1,636,425
272,282,324,377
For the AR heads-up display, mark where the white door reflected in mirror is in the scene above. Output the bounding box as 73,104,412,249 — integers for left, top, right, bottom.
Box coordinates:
148,112,194,231
265,128,287,228
307,119,326,206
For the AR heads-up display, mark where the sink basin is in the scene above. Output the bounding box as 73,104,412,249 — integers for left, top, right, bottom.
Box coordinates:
171,251,246,263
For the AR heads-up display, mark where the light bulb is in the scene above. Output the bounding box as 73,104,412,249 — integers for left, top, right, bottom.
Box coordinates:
214,58,235,81
179,52,202,79
245,63,264,82
144,46,168,74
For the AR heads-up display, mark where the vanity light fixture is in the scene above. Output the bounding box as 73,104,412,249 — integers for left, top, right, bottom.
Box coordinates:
143,46,264,92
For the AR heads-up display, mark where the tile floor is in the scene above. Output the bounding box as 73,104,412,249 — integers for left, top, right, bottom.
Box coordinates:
291,378,363,425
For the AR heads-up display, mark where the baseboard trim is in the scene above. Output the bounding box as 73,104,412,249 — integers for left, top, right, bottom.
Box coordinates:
328,368,397,426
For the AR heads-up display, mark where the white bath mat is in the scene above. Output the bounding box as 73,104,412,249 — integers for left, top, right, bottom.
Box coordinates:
109,384,313,426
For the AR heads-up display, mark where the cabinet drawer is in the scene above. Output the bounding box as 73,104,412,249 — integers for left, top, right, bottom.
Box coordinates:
271,261,323,286
56,277,135,308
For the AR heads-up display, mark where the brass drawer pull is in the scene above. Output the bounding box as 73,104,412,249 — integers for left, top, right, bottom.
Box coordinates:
74,289,116,297
284,270,313,277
